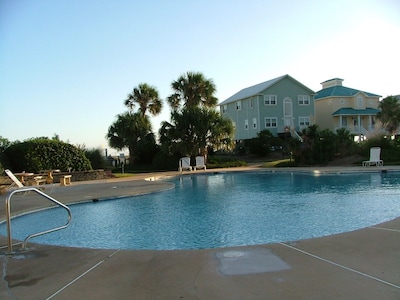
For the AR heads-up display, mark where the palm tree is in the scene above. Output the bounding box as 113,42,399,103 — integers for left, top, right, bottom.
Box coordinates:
377,95,400,135
124,83,162,117
161,72,234,165
159,106,234,159
106,112,152,164
167,72,218,110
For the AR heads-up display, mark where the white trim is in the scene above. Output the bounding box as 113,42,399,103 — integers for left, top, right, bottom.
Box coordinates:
236,100,241,110
298,95,310,105
264,95,277,106
265,117,278,128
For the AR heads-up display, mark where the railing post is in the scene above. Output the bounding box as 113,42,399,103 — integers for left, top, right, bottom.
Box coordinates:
5,189,15,253
4,187,71,253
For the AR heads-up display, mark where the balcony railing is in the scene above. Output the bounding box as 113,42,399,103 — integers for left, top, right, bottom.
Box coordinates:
334,125,386,136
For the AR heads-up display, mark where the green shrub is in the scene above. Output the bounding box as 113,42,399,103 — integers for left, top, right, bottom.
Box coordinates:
85,148,107,170
244,129,282,156
4,138,92,172
151,151,180,171
359,135,400,163
292,125,346,165
135,134,159,164
360,135,388,152
207,155,247,168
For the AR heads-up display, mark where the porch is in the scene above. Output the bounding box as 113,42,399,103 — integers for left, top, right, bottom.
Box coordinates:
332,108,381,137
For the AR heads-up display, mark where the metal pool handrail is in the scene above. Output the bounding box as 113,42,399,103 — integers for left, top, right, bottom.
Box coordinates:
5,187,72,254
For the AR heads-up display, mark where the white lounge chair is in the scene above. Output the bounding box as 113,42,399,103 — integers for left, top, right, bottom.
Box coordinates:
179,157,192,172
5,169,55,193
362,147,383,167
194,156,206,171
5,169,25,189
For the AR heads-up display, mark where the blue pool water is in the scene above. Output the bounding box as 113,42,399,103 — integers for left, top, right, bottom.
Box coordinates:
1,171,400,250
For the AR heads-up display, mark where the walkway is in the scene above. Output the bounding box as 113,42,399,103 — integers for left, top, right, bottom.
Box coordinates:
0,166,399,299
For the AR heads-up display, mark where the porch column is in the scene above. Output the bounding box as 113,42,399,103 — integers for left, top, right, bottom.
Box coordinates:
339,115,343,128
369,115,372,130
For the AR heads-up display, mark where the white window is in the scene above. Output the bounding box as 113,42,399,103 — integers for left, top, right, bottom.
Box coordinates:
236,101,241,110
253,118,257,129
265,117,277,128
222,105,227,113
249,98,254,109
357,95,363,107
298,95,310,105
299,117,310,128
264,95,277,105
244,119,248,130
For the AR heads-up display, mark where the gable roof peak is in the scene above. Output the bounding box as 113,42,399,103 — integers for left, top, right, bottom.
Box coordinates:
218,74,287,106
218,74,314,106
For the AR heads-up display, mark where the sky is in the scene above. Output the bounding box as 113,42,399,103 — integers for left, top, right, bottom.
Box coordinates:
1,0,399,155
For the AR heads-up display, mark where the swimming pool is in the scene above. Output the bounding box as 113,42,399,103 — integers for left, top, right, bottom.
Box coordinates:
1,171,400,250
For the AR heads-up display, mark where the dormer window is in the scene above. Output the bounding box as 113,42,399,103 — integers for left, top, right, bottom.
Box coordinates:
357,95,363,107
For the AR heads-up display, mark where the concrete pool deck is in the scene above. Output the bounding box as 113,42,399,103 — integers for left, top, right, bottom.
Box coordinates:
0,165,399,299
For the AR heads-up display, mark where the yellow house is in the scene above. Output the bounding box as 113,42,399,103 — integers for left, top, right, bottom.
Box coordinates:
314,78,382,138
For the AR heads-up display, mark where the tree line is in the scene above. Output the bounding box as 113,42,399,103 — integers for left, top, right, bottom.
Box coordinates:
1,72,398,173
106,71,234,168
107,70,400,168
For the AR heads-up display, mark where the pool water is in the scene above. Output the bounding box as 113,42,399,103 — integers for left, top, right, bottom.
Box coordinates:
1,171,400,250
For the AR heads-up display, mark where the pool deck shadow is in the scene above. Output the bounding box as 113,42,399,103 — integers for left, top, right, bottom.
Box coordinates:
0,165,400,299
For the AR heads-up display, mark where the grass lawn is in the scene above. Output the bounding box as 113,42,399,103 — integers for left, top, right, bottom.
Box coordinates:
261,159,292,168
113,173,137,178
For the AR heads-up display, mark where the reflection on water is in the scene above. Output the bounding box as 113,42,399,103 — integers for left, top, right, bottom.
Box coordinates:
1,171,400,250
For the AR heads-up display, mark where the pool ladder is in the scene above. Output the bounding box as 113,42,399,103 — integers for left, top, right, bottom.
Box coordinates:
5,187,72,254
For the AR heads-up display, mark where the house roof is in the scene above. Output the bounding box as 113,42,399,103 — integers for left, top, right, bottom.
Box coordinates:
332,107,380,116
315,85,381,100
218,74,314,106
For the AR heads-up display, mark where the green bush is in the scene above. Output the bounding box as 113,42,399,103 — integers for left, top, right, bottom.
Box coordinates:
135,133,159,164
0,136,12,174
85,148,107,170
360,135,400,163
151,151,180,171
244,129,282,156
234,141,247,155
4,138,92,172
292,125,338,165
207,155,247,168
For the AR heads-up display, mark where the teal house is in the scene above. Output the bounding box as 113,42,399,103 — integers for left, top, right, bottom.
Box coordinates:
218,74,315,141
